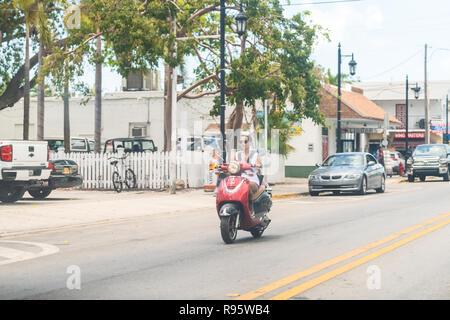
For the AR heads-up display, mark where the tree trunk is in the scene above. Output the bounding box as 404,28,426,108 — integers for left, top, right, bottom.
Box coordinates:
94,31,102,153
23,23,30,140
227,102,244,149
63,64,70,153
164,63,173,152
37,36,45,140
251,104,258,129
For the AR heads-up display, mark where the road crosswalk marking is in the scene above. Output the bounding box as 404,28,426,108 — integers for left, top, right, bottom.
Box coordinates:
0,241,59,266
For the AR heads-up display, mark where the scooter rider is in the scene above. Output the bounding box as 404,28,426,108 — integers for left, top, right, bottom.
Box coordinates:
234,135,262,199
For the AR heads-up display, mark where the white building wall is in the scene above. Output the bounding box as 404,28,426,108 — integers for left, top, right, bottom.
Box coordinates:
371,98,442,130
285,118,323,167
0,92,225,150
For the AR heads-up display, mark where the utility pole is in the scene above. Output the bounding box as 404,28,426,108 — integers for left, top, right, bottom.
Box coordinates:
446,94,448,144
405,75,409,154
337,43,342,153
424,44,430,144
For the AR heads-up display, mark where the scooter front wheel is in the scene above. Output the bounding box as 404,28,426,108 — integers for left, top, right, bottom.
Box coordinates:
220,215,238,244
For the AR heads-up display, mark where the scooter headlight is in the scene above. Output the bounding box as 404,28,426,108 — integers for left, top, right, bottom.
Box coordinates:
228,162,240,175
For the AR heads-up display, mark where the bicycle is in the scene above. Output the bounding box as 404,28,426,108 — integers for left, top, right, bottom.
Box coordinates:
108,154,137,193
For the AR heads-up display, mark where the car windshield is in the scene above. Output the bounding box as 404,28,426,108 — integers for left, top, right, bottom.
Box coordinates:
413,145,446,157
322,154,364,167
141,140,154,151
47,140,64,151
71,139,86,150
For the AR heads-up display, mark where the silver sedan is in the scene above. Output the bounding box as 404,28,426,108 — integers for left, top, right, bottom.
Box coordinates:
308,152,386,196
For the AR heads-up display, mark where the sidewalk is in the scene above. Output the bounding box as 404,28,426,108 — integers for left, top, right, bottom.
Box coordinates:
0,177,402,238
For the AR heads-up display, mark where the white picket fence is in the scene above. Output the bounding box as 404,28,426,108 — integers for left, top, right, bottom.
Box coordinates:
49,150,286,190
50,151,190,190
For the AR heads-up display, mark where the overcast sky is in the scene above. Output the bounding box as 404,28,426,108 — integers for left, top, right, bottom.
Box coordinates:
85,0,450,93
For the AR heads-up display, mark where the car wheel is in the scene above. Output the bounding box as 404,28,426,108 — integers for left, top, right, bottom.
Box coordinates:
419,175,426,182
376,176,385,193
333,191,340,195
408,175,414,182
358,176,367,195
0,187,26,203
28,187,52,200
309,191,319,197
444,169,450,181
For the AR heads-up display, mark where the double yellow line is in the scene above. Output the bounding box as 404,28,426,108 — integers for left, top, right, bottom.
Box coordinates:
235,212,450,300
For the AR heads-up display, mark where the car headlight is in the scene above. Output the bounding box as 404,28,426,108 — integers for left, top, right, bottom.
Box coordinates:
228,162,240,175
407,158,413,164
344,173,362,179
439,159,447,164
308,174,318,180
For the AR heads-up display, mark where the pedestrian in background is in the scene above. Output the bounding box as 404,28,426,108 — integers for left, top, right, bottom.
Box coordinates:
377,146,385,167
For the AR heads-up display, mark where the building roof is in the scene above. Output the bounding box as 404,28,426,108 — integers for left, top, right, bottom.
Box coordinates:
319,85,402,125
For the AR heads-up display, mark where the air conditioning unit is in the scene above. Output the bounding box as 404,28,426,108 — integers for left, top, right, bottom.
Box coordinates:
131,127,146,137
123,70,161,91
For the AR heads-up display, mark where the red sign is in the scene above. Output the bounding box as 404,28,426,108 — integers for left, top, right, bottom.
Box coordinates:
394,132,425,139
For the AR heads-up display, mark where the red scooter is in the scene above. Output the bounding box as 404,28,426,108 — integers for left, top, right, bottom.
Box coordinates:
216,161,272,244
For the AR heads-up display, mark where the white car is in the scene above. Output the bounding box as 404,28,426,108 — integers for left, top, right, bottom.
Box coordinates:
0,140,52,203
386,151,405,174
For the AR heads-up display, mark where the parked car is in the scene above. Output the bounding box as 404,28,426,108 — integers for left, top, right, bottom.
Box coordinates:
386,151,405,175
103,138,158,153
406,144,450,182
27,159,83,199
0,140,52,203
176,135,221,153
46,137,94,153
308,152,386,196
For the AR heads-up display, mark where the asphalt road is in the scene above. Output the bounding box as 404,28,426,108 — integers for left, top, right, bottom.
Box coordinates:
0,179,449,300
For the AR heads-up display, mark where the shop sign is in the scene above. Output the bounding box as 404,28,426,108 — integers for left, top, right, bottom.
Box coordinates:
394,132,425,139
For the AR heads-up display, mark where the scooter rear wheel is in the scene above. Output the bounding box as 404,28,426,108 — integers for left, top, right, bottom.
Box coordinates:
220,215,238,244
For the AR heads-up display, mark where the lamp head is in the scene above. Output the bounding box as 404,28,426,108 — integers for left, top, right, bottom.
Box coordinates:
235,6,247,37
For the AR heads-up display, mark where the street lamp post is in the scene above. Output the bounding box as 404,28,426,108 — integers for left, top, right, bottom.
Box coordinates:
219,1,247,163
406,79,421,158
337,43,357,153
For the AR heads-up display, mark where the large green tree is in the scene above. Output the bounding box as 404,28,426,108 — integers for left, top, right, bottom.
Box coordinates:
171,1,328,133
2,0,327,156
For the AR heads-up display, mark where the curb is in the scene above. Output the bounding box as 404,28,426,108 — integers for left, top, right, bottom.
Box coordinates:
272,192,309,200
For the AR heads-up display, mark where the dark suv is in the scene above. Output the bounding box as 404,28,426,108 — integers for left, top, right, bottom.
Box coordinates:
103,138,158,153
407,144,450,182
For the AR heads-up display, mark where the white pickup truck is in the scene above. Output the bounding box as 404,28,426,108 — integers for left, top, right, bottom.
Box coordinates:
0,140,52,203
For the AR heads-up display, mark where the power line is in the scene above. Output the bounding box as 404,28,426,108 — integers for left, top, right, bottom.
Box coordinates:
362,48,422,81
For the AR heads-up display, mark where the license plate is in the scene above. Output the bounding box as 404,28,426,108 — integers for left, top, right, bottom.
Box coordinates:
64,167,70,174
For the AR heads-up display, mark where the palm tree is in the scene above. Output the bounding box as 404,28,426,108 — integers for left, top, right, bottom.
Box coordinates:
36,0,51,140
13,0,37,140
94,26,102,153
